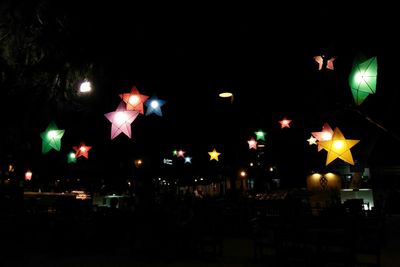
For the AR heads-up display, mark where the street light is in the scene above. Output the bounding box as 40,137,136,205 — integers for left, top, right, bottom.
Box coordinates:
218,91,234,104
79,80,92,93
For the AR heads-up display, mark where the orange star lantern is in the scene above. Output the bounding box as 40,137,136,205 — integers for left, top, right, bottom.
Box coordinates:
208,148,221,161
73,143,92,159
119,86,149,114
318,127,360,165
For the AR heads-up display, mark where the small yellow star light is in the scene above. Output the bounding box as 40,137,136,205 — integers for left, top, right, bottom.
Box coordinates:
208,148,221,161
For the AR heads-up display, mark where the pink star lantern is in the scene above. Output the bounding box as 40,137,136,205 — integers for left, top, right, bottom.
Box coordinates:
248,137,257,149
279,117,292,128
314,55,336,70
311,123,334,151
73,143,92,159
119,86,149,114
177,149,185,158
104,101,140,139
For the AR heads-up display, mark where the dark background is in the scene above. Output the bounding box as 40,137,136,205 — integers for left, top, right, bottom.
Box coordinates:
1,1,400,188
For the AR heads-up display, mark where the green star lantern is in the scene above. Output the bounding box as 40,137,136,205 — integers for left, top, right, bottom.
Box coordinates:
40,121,65,154
349,55,378,105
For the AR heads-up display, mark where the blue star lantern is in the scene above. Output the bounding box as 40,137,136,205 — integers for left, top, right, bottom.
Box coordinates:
145,96,166,116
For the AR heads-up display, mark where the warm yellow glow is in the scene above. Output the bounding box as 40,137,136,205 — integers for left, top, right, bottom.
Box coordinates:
80,146,87,152
72,190,90,200
240,171,246,177
311,173,322,181
333,140,344,149
208,149,221,161
219,92,233,98
319,127,360,165
128,95,140,105
134,159,143,168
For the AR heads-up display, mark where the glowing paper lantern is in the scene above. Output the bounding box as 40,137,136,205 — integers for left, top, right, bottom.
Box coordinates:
25,170,32,181
104,101,140,139
73,143,92,159
279,117,292,128
349,55,378,105
248,137,257,149
208,148,221,161
254,130,266,141
119,86,149,114
314,55,336,70
40,121,65,154
307,136,317,145
68,152,77,163
184,156,192,164
311,123,333,151
318,127,360,165
177,149,185,158
145,96,166,116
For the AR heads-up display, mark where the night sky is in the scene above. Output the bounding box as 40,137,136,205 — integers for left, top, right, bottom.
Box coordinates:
3,2,400,187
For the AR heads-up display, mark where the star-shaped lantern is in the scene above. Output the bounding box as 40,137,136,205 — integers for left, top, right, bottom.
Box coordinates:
40,121,65,154
314,55,336,70
73,143,92,159
307,136,318,145
349,55,378,105
248,137,257,149
208,148,221,161
311,123,334,151
318,127,360,165
119,86,149,114
145,96,166,116
279,117,292,128
104,101,140,140
68,152,77,163
177,149,185,158
184,156,192,164
254,130,266,141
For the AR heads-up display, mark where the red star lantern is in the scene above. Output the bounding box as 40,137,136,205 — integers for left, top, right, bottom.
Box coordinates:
73,143,92,159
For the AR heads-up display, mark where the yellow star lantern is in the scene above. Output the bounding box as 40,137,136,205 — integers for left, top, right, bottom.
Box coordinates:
208,148,221,161
318,127,360,165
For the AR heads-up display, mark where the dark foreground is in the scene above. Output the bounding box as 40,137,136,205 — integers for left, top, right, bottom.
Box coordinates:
1,195,398,267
